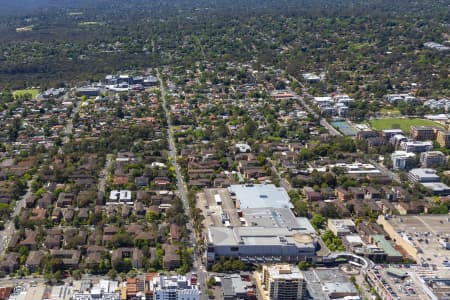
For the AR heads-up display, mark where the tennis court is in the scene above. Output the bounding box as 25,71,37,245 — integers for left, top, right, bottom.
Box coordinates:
331,121,357,136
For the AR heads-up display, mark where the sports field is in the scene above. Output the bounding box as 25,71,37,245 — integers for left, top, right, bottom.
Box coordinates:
13,89,39,99
370,118,444,132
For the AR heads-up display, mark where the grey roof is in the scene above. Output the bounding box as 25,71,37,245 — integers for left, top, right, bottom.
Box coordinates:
322,282,358,294
231,275,246,294
409,168,440,180
228,184,292,209
222,274,246,297
296,217,316,234
208,226,315,247
303,269,358,300
422,151,445,157
422,182,450,192
76,87,101,92
382,129,404,133
208,227,238,245
242,208,314,233
222,277,234,298
265,265,304,280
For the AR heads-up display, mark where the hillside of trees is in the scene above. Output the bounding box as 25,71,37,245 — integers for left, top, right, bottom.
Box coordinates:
0,0,447,96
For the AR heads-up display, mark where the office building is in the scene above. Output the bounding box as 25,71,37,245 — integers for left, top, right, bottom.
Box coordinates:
385,94,416,104
381,129,404,139
420,151,447,168
400,141,433,153
410,126,436,141
389,134,408,148
391,151,416,170
422,182,450,195
437,130,450,148
262,264,306,300
408,168,450,195
408,168,440,183
76,87,101,97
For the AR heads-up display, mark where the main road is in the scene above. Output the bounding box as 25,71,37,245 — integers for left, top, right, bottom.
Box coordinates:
0,178,34,255
63,92,80,144
286,87,342,136
369,159,400,183
98,154,113,201
157,70,208,299
267,158,292,192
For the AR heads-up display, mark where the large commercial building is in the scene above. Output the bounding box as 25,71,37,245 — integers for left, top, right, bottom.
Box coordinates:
150,275,199,300
207,223,317,266
205,186,317,267
262,264,306,300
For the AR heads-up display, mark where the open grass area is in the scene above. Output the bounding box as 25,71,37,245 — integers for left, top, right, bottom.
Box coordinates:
370,118,445,132
13,89,39,99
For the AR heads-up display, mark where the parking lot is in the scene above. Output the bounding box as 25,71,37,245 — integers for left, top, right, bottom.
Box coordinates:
374,267,423,299
368,261,450,300
385,215,450,274
196,188,241,230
